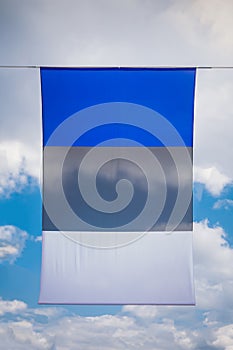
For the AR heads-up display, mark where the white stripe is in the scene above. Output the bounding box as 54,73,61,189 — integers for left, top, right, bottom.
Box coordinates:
39,231,195,304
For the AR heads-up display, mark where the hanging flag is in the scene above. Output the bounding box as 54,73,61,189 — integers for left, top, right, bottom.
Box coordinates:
39,68,196,304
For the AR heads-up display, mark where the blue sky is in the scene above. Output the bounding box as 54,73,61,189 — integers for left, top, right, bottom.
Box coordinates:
1,0,233,348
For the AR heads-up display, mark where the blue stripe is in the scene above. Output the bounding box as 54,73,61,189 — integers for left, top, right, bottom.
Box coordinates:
41,68,196,147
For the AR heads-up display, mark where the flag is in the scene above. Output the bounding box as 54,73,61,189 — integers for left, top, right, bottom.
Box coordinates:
39,68,196,304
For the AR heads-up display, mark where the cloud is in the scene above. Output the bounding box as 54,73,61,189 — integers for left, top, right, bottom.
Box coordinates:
0,0,233,66
0,68,41,197
0,299,27,316
0,319,52,350
0,306,198,350
194,69,233,188
123,305,158,320
0,141,39,197
33,235,42,243
212,324,233,350
0,226,28,263
193,220,233,312
213,199,233,210
194,166,232,196
32,307,64,319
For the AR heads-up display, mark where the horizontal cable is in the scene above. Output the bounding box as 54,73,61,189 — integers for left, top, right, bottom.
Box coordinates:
0,65,233,69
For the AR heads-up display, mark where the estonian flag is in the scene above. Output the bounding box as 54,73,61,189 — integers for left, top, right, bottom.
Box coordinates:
39,68,196,304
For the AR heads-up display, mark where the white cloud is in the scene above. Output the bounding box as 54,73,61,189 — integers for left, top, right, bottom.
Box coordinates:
0,226,28,263
0,310,197,350
0,68,41,197
33,236,42,243
212,324,233,350
32,307,64,319
194,0,233,50
194,166,232,196
194,221,232,277
194,69,233,189
213,199,233,210
123,305,158,319
0,320,52,350
0,299,27,316
0,0,233,66
193,221,233,310
0,141,39,197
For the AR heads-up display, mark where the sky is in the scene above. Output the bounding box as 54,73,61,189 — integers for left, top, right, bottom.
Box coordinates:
0,0,233,348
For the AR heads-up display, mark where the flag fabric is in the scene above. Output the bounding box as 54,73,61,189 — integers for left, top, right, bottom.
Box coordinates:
39,68,196,304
